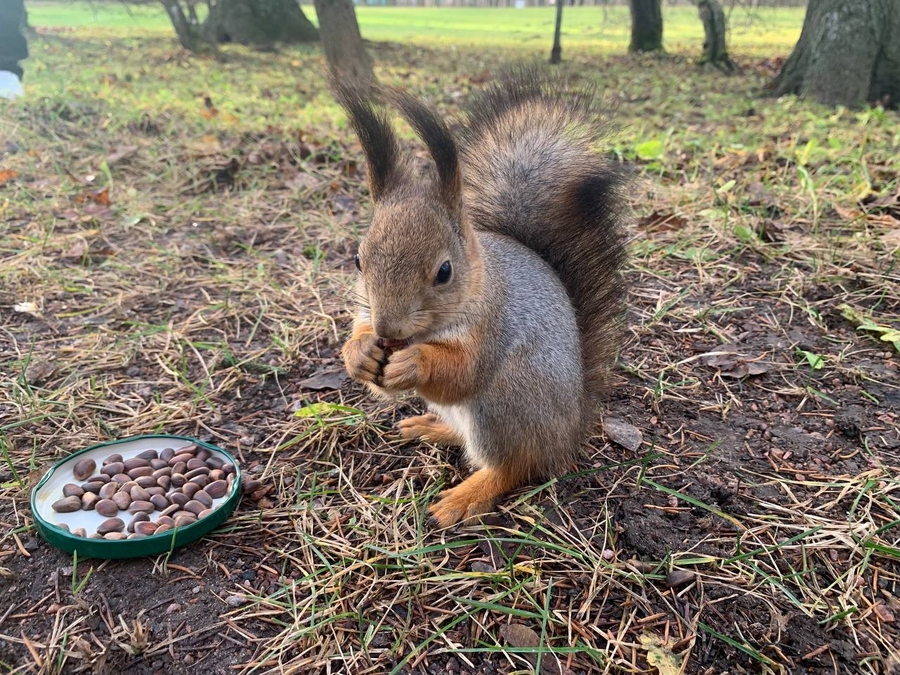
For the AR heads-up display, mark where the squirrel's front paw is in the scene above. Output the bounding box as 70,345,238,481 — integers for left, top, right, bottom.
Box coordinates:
381,344,426,393
341,333,386,385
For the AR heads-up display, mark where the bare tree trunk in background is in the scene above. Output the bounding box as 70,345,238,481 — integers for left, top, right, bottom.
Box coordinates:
771,0,900,108
696,0,736,72
549,0,563,64
628,0,663,52
314,0,375,88
159,0,210,51
202,0,319,45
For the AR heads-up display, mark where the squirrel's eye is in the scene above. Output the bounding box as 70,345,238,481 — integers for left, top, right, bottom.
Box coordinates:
354,254,361,272
434,260,452,285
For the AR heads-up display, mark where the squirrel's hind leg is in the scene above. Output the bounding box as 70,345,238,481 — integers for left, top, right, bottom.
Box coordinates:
428,464,526,528
398,413,464,446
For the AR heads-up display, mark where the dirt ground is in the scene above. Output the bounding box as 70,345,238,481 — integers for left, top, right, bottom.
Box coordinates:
1,31,899,675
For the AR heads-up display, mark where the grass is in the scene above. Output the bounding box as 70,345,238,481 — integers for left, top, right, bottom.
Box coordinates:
2,2,900,675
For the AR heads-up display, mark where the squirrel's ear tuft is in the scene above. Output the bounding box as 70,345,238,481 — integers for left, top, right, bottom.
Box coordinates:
332,79,403,203
382,87,462,214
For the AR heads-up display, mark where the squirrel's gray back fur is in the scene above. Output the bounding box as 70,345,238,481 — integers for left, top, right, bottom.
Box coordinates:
458,68,629,419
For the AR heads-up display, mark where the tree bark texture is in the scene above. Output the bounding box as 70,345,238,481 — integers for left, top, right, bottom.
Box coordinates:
697,0,736,72
314,0,375,87
629,0,663,53
772,0,900,108
159,0,208,51
550,0,563,64
202,0,319,45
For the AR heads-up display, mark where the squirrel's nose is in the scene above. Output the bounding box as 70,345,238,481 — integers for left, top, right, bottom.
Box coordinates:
373,317,401,340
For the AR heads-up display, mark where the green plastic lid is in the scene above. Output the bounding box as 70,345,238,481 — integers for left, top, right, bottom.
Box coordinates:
31,435,242,559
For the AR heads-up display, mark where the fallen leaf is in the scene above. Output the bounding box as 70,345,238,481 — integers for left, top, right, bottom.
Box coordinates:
292,402,365,423
639,632,684,675
298,369,348,391
25,360,56,385
701,346,770,379
106,144,138,165
13,301,42,318
74,186,110,207
837,304,900,353
873,602,895,623
0,169,17,186
499,624,563,675
637,210,688,233
602,417,643,451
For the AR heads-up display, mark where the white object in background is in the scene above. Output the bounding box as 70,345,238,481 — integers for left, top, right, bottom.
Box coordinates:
0,71,24,100
515,0,525,7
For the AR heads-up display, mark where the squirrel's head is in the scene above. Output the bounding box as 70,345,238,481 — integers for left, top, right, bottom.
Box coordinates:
337,84,480,344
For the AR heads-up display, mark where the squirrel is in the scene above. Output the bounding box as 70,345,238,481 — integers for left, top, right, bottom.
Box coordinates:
336,68,628,527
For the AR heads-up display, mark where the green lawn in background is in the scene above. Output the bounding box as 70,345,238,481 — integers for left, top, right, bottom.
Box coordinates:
26,1,802,53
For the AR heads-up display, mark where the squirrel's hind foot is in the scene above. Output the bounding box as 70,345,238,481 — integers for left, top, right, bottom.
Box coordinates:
428,466,523,528
398,414,463,446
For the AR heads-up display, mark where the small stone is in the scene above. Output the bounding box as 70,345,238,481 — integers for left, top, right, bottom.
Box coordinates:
52,496,82,513
95,499,119,517
166,603,181,614
62,483,85,498
73,458,96,481
226,594,247,607
97,518,125,535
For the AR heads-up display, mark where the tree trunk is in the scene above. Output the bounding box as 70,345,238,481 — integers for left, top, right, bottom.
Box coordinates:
628,0,663,53
202,0,319,46
313,0,374,88
549,0,563,64
159,0,209,51
771,0,900,109
696,0,736,72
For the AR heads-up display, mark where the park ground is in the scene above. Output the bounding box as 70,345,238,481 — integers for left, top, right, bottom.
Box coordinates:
1,2,899,674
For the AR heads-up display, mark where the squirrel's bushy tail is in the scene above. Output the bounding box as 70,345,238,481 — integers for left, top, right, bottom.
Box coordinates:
459,67,629,413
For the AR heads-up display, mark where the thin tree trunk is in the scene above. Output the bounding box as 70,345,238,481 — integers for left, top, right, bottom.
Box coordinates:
628,0,662,53
696,0,736,72
314,0,375,88
772,0,900,108
160,0,209,51
202,0,319,45
549,0,563,64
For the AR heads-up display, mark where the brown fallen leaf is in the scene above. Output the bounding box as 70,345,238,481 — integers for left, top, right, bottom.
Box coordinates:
873,602,895,623
701,346,770,379
298,369,349,391
602,417,643,452
0,169,17,186
499,624,564,675
74,186,110,207
637,210,688,233
25,360,56,386
106,144,138,165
